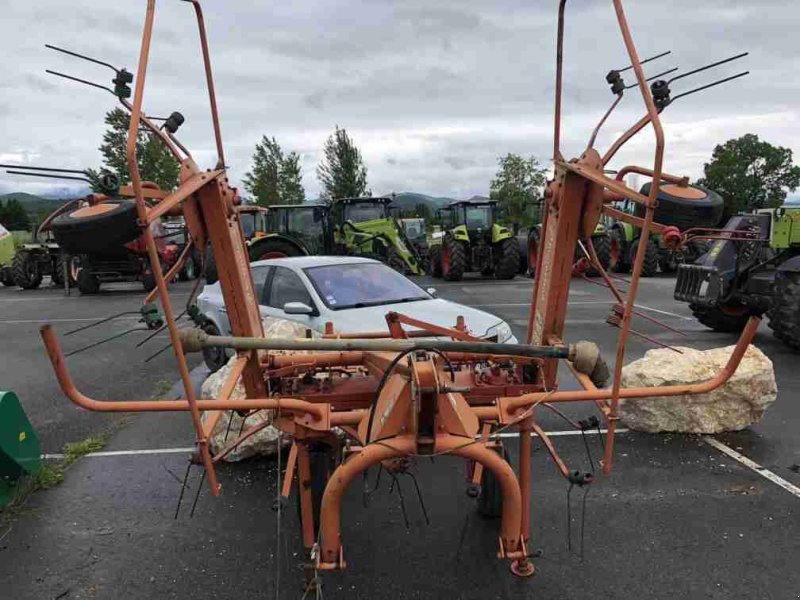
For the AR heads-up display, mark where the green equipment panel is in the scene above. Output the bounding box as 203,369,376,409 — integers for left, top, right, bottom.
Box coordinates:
0,391,41,507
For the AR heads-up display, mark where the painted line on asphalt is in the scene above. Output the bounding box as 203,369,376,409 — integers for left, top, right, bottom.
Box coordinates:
499,428,627,439
41,429,629,460
0,316,141,324
635,304,695,322
703,437,800,499
474,300,611,308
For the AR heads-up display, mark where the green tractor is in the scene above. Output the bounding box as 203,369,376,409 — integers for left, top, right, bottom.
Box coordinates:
0,222,15,287
674,204,800,350
605,183,723,276
428,200,518,281
243,197,424,275
523,198,611,278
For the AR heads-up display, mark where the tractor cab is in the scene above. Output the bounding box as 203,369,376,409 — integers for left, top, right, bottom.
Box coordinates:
236,205,269,241
447,200,498,240
330,197,393,226
266,204,329,255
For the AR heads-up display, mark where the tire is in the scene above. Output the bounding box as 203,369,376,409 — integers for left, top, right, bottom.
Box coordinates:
658,250,678,274
767,270,800,350
493,237,519,280
385,246,407,274
248,237,305,262
205,245,218,284
608,228,629,273
636,183,724,229
628,237,659,277
429,246,443,278
142,259,168,292
51,200,141,255
442,237,466,281
526,227,540,278
1,267,14,287
586,234,611,277
690,303,750,333
201,322,229,372
77,265,101,295
51,253,76,287
12,250,43,289
477,446,510,519
179,251,197,281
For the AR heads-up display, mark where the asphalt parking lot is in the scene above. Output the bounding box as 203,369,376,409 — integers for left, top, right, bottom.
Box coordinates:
0,273,798,599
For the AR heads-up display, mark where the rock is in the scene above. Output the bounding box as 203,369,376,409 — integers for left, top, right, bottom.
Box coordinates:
199,317,318,461
618,344,776,434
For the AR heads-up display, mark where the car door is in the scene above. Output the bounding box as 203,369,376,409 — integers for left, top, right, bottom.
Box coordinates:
218,265,271,334
263,266,318,328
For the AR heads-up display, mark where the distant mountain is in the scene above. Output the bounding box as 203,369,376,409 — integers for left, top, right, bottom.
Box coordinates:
0,192,69,218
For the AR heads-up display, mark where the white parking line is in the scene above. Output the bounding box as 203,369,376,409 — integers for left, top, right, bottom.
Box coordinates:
499,428,627,439
474,301,611,308
635,304,695,322
703,437,800,499
41,429,629,460
0,317,141,325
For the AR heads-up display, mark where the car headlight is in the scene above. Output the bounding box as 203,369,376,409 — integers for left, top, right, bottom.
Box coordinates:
487,322,514,343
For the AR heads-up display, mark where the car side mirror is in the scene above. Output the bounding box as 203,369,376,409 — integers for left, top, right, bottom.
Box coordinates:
283,301,314,315
426,287,437,298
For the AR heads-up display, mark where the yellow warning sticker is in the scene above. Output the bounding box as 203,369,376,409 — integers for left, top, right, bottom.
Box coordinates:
19,431,26,442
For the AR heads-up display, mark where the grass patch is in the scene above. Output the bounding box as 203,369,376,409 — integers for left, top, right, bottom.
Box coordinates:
0,431,111,534
150,379,174,399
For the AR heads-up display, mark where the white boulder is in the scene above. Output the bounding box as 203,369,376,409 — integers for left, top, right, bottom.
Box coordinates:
619,344,776,434
199,317,317,461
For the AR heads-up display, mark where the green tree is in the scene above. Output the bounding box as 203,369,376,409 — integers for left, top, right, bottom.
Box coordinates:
98,107,180,191
414,202,432,221
489,153,547,232
316,126,369,201
243,136,305,206
0,199,31,231
697,134,800,219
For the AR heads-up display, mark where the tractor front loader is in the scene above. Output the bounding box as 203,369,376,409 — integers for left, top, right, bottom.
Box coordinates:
674,205,800,350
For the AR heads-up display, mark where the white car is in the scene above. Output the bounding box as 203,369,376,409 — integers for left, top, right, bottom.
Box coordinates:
196,256,517,370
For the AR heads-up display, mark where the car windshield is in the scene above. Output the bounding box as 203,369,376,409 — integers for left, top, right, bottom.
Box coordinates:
464,205,492,229
304,262,429,310
344,203,386,223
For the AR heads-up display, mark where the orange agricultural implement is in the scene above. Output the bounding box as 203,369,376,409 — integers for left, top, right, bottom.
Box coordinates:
38,0,754,594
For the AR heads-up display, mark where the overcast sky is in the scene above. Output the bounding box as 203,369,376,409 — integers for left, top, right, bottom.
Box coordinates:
0,1,796,200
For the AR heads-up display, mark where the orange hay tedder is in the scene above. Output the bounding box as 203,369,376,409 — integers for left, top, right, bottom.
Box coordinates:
39,0,754,593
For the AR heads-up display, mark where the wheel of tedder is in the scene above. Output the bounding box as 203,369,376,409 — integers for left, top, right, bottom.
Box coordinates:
77,263,101,295
767,270,800,350
636,183,724,230
442,237,466,281
11,250,42,289
51,200,141,255
477,446,510,519
493,238,519,280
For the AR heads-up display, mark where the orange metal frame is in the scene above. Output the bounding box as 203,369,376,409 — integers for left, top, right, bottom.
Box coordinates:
38,0,758,588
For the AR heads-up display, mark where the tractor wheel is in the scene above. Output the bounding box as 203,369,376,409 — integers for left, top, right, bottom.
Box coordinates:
442,237,466,281
493,238,519,280
658,250,678,274
1,267,14,287
77,264,101,295
12,250,43,289
690,303,751,333
477,446,510,519
248,237,304,262
608,228,629,273
429,246,443,278
51,253,76,287
628,237,659,277
526,227,540,278
767,270,800,350
386,246,407,274
51,200,141,255
204,245,218,284
586,234,611,277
